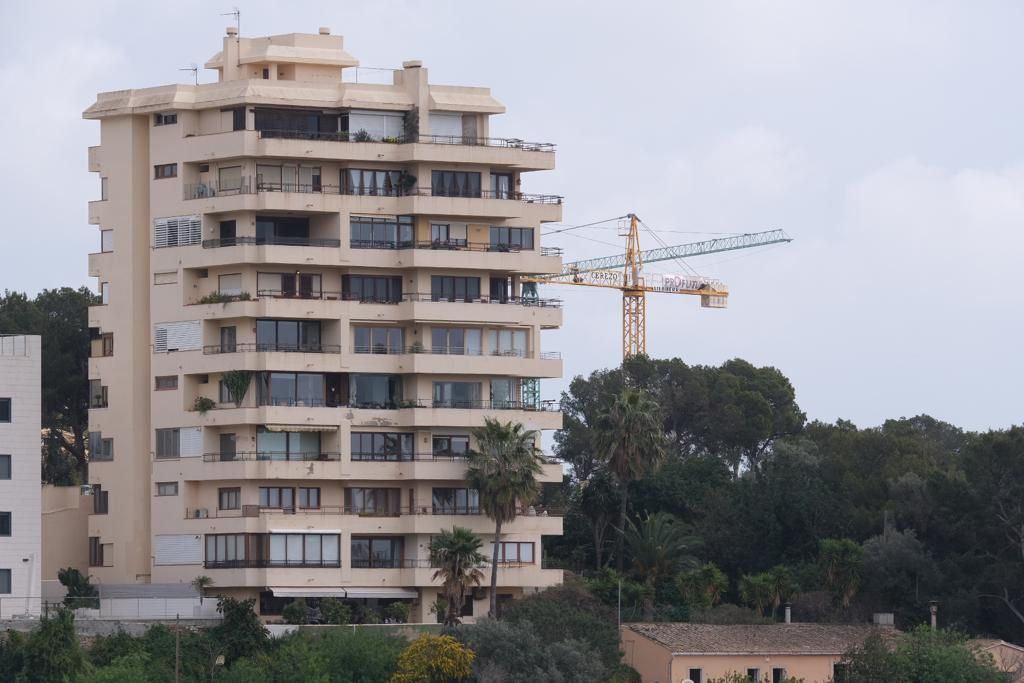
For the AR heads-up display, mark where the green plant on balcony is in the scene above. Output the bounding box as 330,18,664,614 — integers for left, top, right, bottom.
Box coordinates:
197,291,252,305
398,171,417,194
384,601,411,624
352,129,373,142
319,598,353,625
222,370,252,408
409,340,425,353
403,106,419,142
399,398,421,409
282,598,310,625
193,396,216,414
191,575,214,605
381,135,401,144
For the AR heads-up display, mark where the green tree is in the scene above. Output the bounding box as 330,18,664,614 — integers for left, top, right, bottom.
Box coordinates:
819,538,864,609
58,567,99,609
623,511,698,619
212,597,268,665
81,652,150,683
464,618,606,683
319,597,353,625
466,418,543,616
596,388,668,571
574,468,621,569
282,598,311,624
739,573,774,616
430,527,486,626
20,608,88,683
678,563,729,610
836,627,1003,682
390,634,474,683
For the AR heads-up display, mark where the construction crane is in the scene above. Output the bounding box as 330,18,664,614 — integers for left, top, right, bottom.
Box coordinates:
522,214,792,358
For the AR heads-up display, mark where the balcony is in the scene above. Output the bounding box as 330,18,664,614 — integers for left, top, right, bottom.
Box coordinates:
200,235,341,249
202,451,341,462
203,342,340,355
350,348,561,379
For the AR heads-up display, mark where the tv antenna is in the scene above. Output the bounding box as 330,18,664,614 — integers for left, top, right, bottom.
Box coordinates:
178,63,198,86
222,7,240,37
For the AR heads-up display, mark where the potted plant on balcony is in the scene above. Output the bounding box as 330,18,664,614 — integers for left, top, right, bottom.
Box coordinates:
191,575,214,605
193,396,216,415
221,370,252,408
398,171,417,196
352,129,373,142
409,340,425,354
403,106,419,142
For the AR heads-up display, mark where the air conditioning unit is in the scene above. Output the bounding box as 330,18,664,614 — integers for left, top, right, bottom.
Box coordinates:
193,508,209,519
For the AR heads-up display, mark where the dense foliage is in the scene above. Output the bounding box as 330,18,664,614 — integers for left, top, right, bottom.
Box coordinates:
835,626,1004,682
548,355,1024,642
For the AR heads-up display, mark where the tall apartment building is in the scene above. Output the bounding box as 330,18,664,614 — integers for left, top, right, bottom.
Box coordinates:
0,335,42,618
84,27,564,620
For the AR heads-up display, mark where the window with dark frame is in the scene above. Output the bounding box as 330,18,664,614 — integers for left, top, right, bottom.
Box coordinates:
89,537,103,567
154,163,178,179
345,487,401,515
298,487,321,509
430,170,481,198
350,432,413,461
0,454,10,479
431,487,480,515
747,668,761,682
432,436,469,458
489,226,535,251
156,482,179,496
494,541,535,564
342,275,403,303
93,485,109,514
350,536,403,568
0,512,10,536
430,276,481,302
155,375,178,391
771,668,787,683
259,486,295,511
101,333,114,357
218,488,241,510
155,428,181,458
231,107,246,131
154,112,178,126
688,669,703,683
352,326,403,354
0,398,10,422
0,569,10,594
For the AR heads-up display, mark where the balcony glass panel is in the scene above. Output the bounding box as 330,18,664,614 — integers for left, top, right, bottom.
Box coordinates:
350,374,402,409
432,382,481,408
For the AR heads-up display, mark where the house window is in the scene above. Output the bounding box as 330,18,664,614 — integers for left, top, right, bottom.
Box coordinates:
747,669,761,682
89,537,104,567
154,163,178,179
431,327,482,355
430,223,467,247
101,333,114,357
156,482,179,496
100,230,113,252
493,542,535,564
218,273,242,296
155,428,181,458
688,669,703,683
100,177,109,201
350,432,413,461
155,375,178,391
298,487,321,509
342,275,403,303
218,488,240,510
431,488,479,515
489,227,534,250
351,537,403,568
772,669,787,683
100,282,110,305
88,433,114,462
0,399,10,422
432,381,481,408
432,436,469,459
488,329,529,357
430,275,481,302
349,374,403,409
259,487,295,511
89,380,108,409
345,488,401,515
0,569,10,594
154,112,178,126
343,170,406,197
92,485,109,514
0,454,10,479
430,170,481,198
256,320,322,352
0,512,10,536
256,428,321,461
353,326,403,354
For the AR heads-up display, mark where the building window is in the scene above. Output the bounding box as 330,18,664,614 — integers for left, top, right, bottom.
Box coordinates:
255,216,314,246
353,326,402,354
0,454,10,479
155,375,178,391
431,170,481,198
92,485,109,514
0,512,10,536
342,275,402,303
349,374,403,409
220,326,237,353
100,177,109,201
100,230,113,253
430,276,481,302
345,488,401,515
688,669,703,683
259,487,295,511
0,398,10,422
256,320,321,352
256,272,323,299
100,333,114,357
431,328,482,355
89,537,104,567
747,669,761,682
493,542,535,564
343,170,406,197
351,537,403,568
88,433,114,462
155,428,180,458
430,223,467,247
256,428,321,461
432,436,469,459
298,487,321,509
255,372,337,408
0,569,10,594
218,488,240,510
432,381,481,408
350,432,413,461
489,227,534,251
432,488,479,515
772,669,787,683
156,482,178,496
348,214,414,248
203,533,341,569
489,329,529,357
154,163,178,179
89,380,108,409
218,273,242,296
231,107,246,131
153,215,201,248
154,112,178,126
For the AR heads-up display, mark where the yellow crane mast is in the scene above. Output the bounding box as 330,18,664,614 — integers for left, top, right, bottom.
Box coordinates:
522,214,792,358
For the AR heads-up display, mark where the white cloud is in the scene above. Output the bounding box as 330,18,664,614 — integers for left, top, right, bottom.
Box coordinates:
705,125,807,200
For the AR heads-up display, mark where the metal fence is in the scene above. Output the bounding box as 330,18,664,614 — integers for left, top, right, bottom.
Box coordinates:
0,596,222,621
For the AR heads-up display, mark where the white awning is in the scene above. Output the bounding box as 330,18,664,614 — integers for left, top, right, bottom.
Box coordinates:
269,529,341,534
342,588,418,600
264,424,338,433
272,587,347,598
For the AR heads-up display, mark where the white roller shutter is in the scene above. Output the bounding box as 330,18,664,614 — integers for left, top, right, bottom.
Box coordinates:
179,427,202,458
429,112,463,138
154,534,202,565
349,110,403,140
154,215,201,248
153,271,178,285
154,321,200,352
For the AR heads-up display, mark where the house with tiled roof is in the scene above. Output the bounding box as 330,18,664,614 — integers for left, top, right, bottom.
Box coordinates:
621,621,897,683
971,639,1024,683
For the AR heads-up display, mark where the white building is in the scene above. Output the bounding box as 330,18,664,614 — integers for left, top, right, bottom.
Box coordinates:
0,335,42,617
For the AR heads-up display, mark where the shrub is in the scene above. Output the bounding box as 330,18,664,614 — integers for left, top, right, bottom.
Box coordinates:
58,567,99,609
193,396,216,414
319,598,353,625
283,598,311,625
465,618,605,683
390,634,474,683
221,371,252,408
384,601,411,624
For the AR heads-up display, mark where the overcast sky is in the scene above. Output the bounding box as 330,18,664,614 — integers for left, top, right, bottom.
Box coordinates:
1,1,1022,432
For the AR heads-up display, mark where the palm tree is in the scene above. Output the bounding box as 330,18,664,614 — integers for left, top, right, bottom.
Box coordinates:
466,418,544,617
624,511,698,619
429,527,486,626
595,388,668,571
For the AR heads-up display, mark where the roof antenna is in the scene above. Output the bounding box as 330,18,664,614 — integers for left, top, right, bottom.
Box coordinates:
221,7,241,67
178,63,198,86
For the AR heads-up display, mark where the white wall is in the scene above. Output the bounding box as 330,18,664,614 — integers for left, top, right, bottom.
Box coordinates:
0,335,42,617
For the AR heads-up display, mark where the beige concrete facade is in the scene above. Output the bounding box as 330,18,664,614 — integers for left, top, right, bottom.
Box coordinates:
41,485,90,580
84,27,563,620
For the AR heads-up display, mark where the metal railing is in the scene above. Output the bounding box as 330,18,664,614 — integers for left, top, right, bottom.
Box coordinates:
205,559,342,569
186,504,563,520
203,342,341,355
200,236,342,248
350,239,562,256
352,346,560,360
414,134,556,152
202,451,342,463
254,128,556,152
258,129,407,143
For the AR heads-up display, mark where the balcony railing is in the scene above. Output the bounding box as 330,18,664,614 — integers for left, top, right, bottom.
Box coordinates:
349,239,562,257
196,290,564,308
255,128,556,152
187,504,563,520
205,559,341,569
201,451,342,463
203,342,341,355
353,346,561,360
184,177,561,205
200,235,341,248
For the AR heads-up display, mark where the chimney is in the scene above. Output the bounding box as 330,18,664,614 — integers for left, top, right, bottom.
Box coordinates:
319,27,331,35
783,603,791,624
222,27,240,81
929,601,938,629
